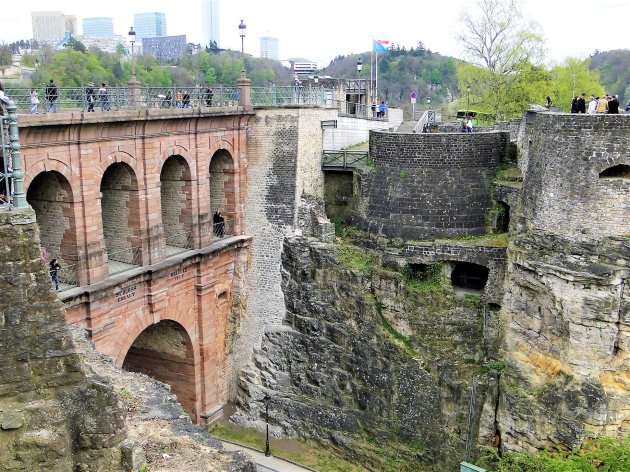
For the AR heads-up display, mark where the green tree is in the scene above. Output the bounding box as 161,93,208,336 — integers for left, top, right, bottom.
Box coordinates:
549,57,605,111
0,44,12,76
456,0,546,119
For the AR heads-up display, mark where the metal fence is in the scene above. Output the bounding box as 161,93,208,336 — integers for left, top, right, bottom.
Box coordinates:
4,85,337,113
321,150,369,169
0,114,10,209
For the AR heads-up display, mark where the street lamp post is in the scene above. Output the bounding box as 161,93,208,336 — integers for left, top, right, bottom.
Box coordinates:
356,57,363,77
466,85,471,117
128,27,136,81
263,395,271,457
239,20,246,54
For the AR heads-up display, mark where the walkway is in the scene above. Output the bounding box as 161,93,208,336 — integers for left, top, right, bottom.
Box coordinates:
220,440,315,472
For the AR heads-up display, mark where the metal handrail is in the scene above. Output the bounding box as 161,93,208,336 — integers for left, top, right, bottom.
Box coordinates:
165,230,193,250
201,218,234,239
322,150,369,169
3,85,337,112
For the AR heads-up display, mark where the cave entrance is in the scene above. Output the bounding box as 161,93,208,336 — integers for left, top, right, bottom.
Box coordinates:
599,164,630,179
451,262,489,291
496,201,510,233
123,320,197,420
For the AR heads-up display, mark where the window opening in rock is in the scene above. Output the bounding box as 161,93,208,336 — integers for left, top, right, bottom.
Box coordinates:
451,262,489,291
599,164,630,179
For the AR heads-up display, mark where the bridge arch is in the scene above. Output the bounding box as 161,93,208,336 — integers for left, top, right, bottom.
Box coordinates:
209,149,236,231
26,170,80,285
100,162,142,269
160,155,193,250
122,319,198,420
450,261,489,292
599,164,630,179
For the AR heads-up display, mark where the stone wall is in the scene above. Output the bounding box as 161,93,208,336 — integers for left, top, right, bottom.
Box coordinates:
519,112,630,240
497,111,630,453
0,209,126,471
232,107,337,393
364,130,508,239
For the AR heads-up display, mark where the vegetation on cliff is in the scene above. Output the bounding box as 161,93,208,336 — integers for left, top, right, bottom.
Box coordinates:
481,436,630,471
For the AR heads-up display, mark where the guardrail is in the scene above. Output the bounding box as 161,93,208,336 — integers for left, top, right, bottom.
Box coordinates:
4,85,338,113
322,150,369,169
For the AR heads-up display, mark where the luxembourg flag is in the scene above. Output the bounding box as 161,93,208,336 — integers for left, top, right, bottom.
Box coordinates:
373,39,389,53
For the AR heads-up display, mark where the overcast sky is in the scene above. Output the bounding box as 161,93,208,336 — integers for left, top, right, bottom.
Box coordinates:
1,0,628,68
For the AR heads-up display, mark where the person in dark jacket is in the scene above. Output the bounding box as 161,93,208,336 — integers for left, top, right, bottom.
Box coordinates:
570,96,578,113
577,93,586,113
86,82,96,112
608,95,619,114
45,79,58,113
49,258,61,290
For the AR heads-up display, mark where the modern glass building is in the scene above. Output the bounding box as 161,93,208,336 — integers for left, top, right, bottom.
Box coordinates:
202,0,220,48
82,17,114,36
260,37,279,60
133,12,167,42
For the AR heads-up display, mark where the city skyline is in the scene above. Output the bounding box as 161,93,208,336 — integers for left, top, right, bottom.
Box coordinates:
3,1,630,67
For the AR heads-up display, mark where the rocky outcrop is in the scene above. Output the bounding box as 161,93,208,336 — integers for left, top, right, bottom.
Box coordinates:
498,232,629,452
0,209,126,471
234,236,502,470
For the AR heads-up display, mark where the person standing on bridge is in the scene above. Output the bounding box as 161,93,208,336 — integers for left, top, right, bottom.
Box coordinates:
99,83,110,111
49,258,61,291
86,82,96,112
30,87,40,114
45,79,58,113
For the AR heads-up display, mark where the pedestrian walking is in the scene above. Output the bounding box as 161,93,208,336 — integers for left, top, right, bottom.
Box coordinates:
49,258,61,291
30,87,40,114
86,82,96,112
466,115,474,133
45,79,58,113
98,83,110,111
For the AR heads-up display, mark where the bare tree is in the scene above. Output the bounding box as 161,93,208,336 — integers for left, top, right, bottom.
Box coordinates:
457,0,544,74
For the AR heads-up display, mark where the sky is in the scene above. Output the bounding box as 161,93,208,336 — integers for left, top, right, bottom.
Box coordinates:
1,0,629,68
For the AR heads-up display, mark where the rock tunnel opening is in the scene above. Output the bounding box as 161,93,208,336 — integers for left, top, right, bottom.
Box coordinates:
599,164,630,179
451,262,489,291
496,201,510,233
122,320,197,421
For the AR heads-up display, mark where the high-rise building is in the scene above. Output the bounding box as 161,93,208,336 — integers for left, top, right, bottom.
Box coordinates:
32,11,77,43
82,17,114,36
143,36,187,62
202,0,220,48
133,12,167,42
260,36,279,60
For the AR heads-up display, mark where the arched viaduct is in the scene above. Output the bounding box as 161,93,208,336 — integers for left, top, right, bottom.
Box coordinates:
18,107,251,423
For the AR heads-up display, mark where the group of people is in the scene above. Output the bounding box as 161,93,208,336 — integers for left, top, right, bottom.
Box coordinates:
371,100,388,118
26,79,111,114
460,115,474,133
569,93,626,114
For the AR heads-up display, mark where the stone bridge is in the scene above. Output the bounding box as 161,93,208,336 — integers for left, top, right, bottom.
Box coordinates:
17,106,251,423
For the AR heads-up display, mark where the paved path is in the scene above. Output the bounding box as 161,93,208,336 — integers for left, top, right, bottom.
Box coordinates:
220,440,315,472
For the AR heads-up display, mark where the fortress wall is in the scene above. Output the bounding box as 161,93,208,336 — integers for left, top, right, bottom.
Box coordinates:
233,107,336,391
520,112,630,240
365,130,508,239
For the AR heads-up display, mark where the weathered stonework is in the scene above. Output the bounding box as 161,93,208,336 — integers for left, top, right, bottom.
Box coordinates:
364,130,509,239
0,209,127,471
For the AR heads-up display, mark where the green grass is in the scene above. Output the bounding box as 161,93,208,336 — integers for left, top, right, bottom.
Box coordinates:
495,163,522,182
336,243,377,273
379,314,420,358
209,422,365,472
435,232,509,248
402,263,445,293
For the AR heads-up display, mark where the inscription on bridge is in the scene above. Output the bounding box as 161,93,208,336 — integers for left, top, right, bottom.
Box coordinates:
115,285,137,302
170,267,187,280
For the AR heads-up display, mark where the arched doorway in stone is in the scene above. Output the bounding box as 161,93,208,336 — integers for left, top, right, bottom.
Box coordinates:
599,164,630,179
122,320,198,421
100,162,142,274
26,171,79,288
208,149,235,238
450,262,489,292
160,155,193,254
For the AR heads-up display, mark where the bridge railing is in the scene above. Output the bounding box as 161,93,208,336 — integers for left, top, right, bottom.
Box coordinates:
4,85,337,112
322,150,369,169
201,218,235,239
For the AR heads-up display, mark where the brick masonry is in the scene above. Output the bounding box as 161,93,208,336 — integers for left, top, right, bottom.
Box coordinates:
365,130,509,239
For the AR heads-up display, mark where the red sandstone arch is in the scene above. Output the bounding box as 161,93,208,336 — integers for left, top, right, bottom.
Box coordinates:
100,162,142,268
158,145,195,177
160,155,194,250
26,170,80,286
209,149,236,234
24,160,77,192
122,320,199,420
